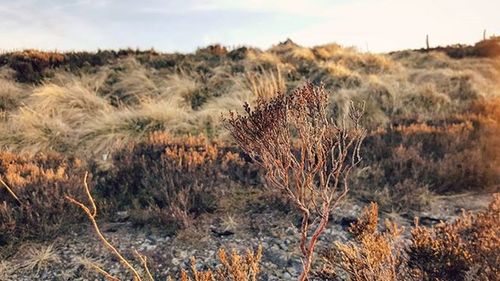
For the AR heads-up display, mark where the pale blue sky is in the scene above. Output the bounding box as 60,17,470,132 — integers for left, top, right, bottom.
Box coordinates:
0,0,499,53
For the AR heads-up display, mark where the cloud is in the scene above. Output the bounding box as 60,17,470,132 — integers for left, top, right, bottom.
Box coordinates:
191,0,335,16
0,0,498,52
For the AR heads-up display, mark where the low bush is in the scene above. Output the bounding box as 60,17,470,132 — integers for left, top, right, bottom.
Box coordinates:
354,103,499,211
407,194,499,280
317,203,407,280
94,133,259,231
7,50,65,83
414,37,500,59
0,151,85,244
318,194,499,281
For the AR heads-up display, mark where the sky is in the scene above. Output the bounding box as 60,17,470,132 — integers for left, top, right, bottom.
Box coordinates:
0,0,499,53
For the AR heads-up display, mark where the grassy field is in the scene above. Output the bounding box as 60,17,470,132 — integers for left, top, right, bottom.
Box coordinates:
0,38,499,280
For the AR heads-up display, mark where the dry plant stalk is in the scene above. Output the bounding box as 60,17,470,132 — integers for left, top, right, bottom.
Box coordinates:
225,82,366,280
0,176,21,204
66,172,152,281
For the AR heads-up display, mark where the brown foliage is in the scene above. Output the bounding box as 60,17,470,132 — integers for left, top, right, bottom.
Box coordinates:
0,151,85,244
317,203,406,281
356,103,500,211
407,194,500,280
320,195,499,281
95,133,258,230
178,246,262,281
225,82,366,280
417,37,500,58
0,49,122,83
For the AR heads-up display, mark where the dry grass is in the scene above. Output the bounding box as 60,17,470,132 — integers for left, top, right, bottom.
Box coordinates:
105,58,160,106
0,260,14,280
0,41,498,280
21,243,61,274
0,41,498,158
245,49,283,67
244,66,285,99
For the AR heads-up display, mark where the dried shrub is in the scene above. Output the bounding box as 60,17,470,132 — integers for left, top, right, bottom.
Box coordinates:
95,133,257,231
225,82,365,280
196,44,228,57
317,203,406,281
474,36,500,57
7,50,65,83
319,195,499,281
469,97,500,188
0,151,85,244
0,49,127,84
356,112,498,211
407,194,500,280
178,246,263,281
417,37,500,58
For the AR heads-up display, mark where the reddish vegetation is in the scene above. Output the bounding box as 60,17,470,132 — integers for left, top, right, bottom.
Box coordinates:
225,83,365,280
415,37,500,58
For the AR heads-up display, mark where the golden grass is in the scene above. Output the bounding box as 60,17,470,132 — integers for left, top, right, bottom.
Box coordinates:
0,43,498,157
107,58,159,105
312,43,344,59
245,50,283,67
244,66,285,100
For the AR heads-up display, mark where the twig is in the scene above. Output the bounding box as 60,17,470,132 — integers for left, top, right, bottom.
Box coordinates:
0,177,21,204
66,172,143,281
